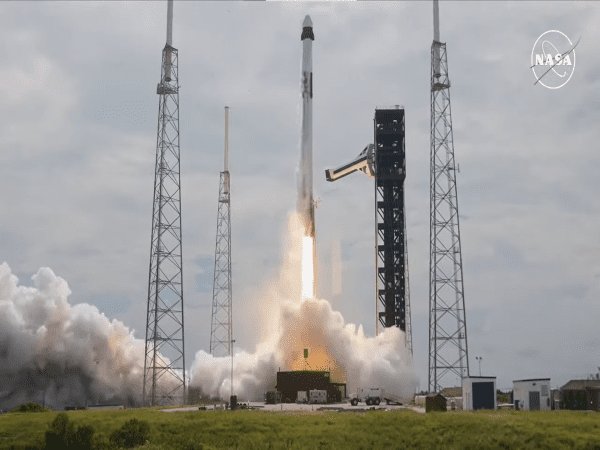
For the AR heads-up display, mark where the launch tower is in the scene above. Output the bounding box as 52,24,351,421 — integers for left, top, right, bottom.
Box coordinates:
428,0,470,392
209,107,233,357
374,108,409,338
325,107,412,352
143,0,186,406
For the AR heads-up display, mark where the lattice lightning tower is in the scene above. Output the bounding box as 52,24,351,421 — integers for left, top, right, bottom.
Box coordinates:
428,0,470,392
209,107,233,357
143,0,186,406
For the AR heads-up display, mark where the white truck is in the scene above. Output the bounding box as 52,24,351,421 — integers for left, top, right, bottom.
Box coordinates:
350,388,403,406
351,387,384,406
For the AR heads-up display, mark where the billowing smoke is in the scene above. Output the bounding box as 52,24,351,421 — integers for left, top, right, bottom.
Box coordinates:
189,214,417,401
0,263,147,410
0,212,416,409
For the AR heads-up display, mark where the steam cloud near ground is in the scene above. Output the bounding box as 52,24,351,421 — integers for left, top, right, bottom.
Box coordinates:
0,263,144,409
0,214,416,409
189,214,417,401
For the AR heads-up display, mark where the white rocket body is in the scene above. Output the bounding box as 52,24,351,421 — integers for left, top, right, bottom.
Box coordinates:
298,15,317,300
299,15,315,238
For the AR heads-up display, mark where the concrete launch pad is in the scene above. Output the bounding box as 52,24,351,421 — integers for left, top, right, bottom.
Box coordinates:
161,402,419,413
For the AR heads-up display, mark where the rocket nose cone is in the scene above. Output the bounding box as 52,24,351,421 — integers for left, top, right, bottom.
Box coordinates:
301,15,314,40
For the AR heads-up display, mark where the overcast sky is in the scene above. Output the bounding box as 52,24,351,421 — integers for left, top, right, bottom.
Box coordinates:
1,1,599,391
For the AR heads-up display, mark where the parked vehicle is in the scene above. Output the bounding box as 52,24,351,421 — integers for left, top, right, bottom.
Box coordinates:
350,388,403,406
351,387,383,406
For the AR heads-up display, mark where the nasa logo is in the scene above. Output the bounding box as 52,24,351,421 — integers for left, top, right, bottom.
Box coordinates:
531,30,577,89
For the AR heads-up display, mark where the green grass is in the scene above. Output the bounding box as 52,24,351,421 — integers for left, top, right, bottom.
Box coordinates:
1,408,600,449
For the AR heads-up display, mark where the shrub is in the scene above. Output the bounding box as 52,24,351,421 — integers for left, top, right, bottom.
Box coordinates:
110,419,150,448
11,402,48,413
67,424,95,450
90,433,112,450
44,413,95,450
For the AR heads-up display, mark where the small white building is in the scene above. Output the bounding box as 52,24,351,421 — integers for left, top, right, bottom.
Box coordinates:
462,376,497,410
512,378,551,411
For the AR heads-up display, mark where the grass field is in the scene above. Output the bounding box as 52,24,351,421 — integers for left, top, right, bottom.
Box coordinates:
1,408,600,450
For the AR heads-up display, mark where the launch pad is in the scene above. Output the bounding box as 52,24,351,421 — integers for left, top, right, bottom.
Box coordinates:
275,370,346,404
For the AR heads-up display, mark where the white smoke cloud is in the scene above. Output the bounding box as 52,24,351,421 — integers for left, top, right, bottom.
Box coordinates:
0,212,416,409
0,262,146,409
189,214,417,401
189,298,416,401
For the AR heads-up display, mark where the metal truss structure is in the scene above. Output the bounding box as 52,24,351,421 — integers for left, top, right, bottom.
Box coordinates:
209,107,233,357
324,108,412,353
374,108,411,349
428,17,470,391
403,229,413,353
143,21,186,405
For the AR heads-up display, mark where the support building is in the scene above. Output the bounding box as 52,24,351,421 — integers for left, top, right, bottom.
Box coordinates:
512,378,551,411
462,376,496,410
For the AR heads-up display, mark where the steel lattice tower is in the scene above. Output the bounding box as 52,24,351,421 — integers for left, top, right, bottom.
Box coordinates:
324,108,412,354
374,108,411,353
143,0,186,406
428,0,469,392
209,107,233,357
403,228,413,353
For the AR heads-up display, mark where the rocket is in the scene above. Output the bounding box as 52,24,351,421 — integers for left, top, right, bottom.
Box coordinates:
298,15,317,300
298,15,315,238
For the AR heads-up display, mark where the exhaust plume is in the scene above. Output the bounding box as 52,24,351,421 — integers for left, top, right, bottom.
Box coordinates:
0,213,416,408
189,214,416,401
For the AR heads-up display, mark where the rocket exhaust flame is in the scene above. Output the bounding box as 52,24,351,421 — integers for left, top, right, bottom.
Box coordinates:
301,235,315,301
189,213,416,401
